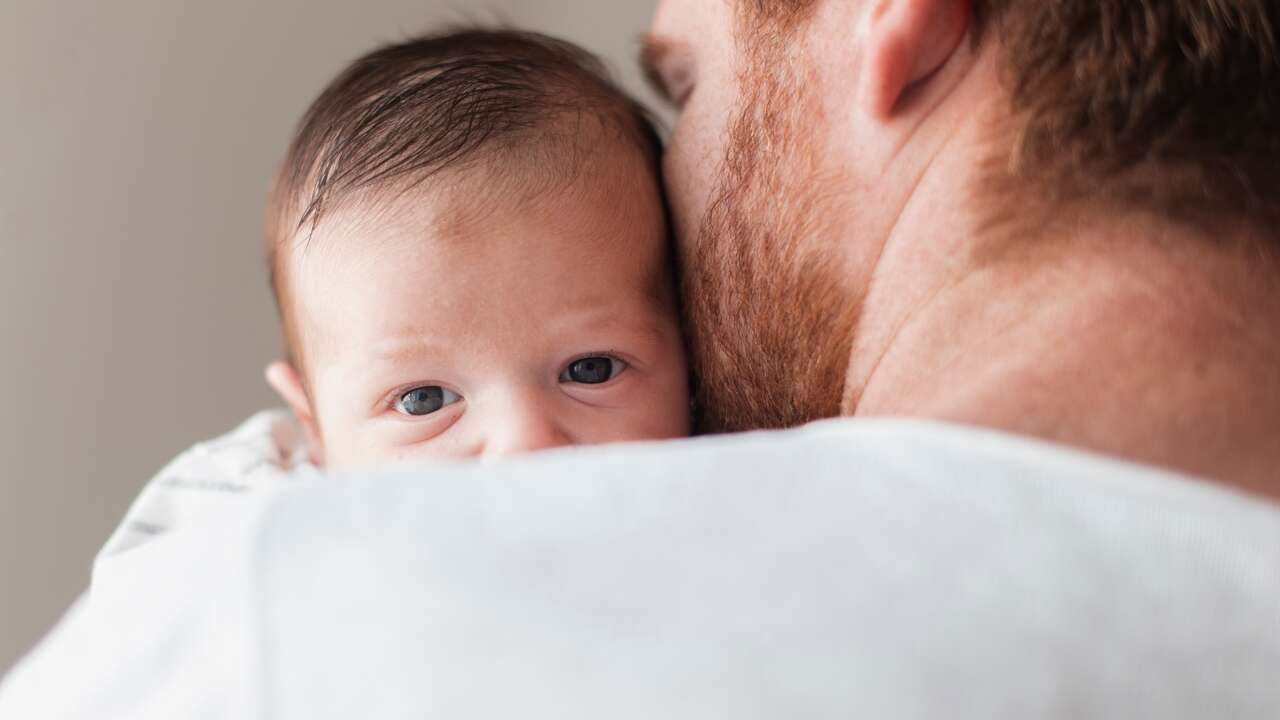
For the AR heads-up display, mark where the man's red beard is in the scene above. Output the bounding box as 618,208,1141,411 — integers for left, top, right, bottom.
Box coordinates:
680,29,859,433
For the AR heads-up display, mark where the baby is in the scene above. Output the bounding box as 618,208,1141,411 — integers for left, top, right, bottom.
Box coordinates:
262,29,691,468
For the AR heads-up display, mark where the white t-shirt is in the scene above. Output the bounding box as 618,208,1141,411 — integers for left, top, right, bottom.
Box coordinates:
2,414,1278,719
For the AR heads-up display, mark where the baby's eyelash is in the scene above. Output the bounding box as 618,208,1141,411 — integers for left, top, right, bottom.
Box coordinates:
566,350,623,364
376,382,462,413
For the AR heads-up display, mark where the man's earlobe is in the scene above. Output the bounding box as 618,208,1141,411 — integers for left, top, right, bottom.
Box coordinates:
265,361,325,466
857,0,971,119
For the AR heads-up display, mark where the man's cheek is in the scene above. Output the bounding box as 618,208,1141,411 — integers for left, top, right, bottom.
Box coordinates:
665,104,726,245
661,125,703,249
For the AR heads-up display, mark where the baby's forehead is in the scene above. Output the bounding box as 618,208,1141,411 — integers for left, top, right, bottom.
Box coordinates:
287,146,673,362
302,131,661,256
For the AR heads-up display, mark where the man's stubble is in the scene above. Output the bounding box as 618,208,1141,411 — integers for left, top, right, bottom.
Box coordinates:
681,27,860,433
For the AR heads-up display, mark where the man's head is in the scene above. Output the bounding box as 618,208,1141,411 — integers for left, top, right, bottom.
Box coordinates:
264,30,690,468
646,0,1280,432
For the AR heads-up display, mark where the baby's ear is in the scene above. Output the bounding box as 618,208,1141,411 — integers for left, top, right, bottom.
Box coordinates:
265,360,325,466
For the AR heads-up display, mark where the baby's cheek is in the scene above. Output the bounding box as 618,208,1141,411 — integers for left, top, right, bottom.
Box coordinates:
315,426,370,471
314,417,403,471
644,384,693,440
350,413,475,467
647,360,693,439
612,407,690,443
602,377,691,442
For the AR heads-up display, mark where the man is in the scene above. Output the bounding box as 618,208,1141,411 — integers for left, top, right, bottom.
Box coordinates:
643,0,1280,494
2,1,1278,717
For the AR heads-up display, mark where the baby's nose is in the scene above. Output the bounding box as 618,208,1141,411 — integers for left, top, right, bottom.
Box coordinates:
481,393,572,459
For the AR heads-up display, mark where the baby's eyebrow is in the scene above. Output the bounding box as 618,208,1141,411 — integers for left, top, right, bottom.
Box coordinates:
367,337,452,366
564,305,674,349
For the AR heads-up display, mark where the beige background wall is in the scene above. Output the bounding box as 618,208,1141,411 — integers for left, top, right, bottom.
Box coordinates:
0,0,661,675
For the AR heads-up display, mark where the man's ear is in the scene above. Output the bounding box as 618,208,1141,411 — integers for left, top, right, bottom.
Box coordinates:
857,0,971,119
265,360,324,466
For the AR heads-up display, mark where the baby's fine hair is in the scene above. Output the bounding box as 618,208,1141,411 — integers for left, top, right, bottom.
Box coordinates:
265,28,663,360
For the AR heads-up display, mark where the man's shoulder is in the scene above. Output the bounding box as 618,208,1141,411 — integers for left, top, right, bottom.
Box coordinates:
5,416,1278,719
268,416,1280,586
433,416,1260,516
159,419,1280,716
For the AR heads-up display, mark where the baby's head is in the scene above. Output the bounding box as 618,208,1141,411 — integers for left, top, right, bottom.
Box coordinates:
264,29,690,469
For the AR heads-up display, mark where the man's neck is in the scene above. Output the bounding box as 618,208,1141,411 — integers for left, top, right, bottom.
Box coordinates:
843,146,1280,498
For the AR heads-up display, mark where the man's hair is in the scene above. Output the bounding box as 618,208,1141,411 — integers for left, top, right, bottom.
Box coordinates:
745,0,1280,231
266,28,662,366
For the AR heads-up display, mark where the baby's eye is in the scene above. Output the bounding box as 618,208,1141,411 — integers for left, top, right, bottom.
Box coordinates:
559,356,627,385
395,386,462,416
